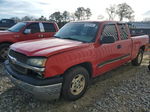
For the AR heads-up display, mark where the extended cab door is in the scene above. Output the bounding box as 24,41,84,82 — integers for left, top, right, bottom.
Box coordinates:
117,23,132,62
41,23,57,38
20,23,42,41
95,24,123,76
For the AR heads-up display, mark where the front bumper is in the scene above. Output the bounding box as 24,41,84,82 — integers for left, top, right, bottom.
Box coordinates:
5,60,63,100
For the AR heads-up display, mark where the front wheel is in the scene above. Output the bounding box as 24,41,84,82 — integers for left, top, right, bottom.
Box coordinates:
62,66,89,101
131,49,144,66
0,43,10,61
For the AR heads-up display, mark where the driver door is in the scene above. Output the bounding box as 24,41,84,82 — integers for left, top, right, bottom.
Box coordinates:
95,24,123,76
19,23,41,41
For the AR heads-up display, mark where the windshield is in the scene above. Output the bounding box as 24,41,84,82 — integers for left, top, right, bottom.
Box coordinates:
55,22,99,42
8,22,27,32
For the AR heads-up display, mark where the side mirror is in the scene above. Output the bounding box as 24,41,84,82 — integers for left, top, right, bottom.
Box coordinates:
101,36,115,44
24,29,31,34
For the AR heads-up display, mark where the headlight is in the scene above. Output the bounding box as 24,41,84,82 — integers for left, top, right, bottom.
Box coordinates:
27,58,47,67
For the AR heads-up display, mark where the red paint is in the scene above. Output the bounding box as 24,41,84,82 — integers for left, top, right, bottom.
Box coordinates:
10,21,149,78
0,21,59,44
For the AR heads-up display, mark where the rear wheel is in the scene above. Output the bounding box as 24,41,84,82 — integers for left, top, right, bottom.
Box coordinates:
62,66,89,101
131,49,144,66
0,43,10,60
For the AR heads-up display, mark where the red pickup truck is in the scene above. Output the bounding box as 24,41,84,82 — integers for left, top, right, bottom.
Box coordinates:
5,21,149,101
0,21,59,60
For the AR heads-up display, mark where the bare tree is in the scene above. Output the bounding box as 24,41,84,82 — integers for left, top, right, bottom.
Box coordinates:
74,7,92,20
75,7,86,20
37,16,47,21
106,5,116,20
85,8,92,20
21,16,35,21
116,3,134,21
70,13,76,21
62,11,70,22
10,17,21,22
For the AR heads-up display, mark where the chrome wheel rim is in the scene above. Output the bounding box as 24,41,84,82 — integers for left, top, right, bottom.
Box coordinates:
0,47,9,59
70,74,85,95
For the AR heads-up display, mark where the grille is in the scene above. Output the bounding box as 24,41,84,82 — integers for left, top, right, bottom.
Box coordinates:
8,50,42,78
10,62,27,74
9,50,28,63
9,50,28,75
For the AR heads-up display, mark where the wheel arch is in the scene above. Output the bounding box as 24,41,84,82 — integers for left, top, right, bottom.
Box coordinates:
63,62,93,78
0,41,13,45
140,45,145,51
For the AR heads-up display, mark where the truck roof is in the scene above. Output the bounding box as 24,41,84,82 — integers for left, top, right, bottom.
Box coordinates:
71,20,126,24
22,21,57,24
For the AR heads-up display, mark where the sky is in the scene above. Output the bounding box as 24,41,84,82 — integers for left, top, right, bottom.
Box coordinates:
0,0,150,21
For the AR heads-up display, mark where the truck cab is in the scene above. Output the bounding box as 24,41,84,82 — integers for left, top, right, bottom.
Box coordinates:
0,19,16,30
0,21,59,60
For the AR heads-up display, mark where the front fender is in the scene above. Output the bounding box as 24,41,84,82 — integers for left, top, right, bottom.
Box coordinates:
44,47,95,78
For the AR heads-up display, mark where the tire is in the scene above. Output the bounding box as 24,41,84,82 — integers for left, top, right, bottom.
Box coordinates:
62,66,89,101
131,49,144,66
0,43,10,61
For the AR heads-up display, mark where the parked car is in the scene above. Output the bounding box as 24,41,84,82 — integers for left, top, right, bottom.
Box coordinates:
0,19,16,30
0,21,59,60
5,21,149,101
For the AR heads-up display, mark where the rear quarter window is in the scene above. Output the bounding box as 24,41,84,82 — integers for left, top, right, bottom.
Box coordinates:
101,24,119,41
43,23,56,32
118,24,129,40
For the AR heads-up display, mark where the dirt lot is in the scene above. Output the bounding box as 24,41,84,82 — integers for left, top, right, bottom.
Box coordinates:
0,53,150,112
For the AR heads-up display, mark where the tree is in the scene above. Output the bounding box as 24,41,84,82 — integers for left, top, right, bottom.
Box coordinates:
85,8,92,20
106,5,116,20
116,3,134,21
74,7,92,20
75,7,86,20
38,16,47,21
49,11,63,22
10,17,21,22
62,11,70,22
70,13,76,21
21,16,35,21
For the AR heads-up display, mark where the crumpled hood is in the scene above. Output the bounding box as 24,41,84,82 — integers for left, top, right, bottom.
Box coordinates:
11,38,89,57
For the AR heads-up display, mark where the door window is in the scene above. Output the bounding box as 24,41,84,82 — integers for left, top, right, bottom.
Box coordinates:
101,24,118,41
26,23,40,33
118,24,129,40
43,23,56,32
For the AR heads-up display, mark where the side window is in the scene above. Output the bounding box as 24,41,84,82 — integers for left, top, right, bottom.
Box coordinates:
118,24,128,40
43,23,56,32
26,23,40,33
101,24,118,41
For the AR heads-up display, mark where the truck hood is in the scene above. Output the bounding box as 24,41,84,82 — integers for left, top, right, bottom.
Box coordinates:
0,30,17,36
11,38,89,57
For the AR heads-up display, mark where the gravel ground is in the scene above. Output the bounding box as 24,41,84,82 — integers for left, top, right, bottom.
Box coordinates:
0,53,149,112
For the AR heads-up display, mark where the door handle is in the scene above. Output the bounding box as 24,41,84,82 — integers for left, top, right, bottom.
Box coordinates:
38,35,44,38
41,35,44,38
117,45,122,49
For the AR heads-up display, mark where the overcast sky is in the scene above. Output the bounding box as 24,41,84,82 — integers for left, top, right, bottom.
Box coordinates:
0,0,150,21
